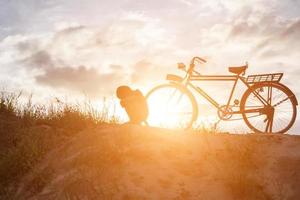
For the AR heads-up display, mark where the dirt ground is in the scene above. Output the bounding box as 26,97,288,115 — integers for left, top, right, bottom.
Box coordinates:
14,125,300,200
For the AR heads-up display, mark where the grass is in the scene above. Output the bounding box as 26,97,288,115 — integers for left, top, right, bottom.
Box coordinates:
0,91,119,198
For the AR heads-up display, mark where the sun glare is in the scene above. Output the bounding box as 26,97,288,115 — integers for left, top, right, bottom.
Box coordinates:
147,95,179,127
146,85,195,129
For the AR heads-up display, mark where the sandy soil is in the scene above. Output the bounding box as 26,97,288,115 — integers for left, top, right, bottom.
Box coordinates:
14,125,300,200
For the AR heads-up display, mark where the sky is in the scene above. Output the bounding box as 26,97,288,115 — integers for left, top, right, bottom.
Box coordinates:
0,0,300,132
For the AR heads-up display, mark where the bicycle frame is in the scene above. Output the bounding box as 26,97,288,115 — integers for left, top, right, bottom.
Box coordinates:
178,67,271,116
187,74,241,113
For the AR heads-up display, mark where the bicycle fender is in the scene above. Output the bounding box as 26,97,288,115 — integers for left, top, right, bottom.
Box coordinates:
166,74,183,82
275,83,298,105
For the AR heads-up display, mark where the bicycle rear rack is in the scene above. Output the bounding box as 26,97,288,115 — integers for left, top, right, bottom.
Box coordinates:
246,73,283,84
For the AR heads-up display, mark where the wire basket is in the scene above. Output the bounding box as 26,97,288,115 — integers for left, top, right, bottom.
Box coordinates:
246,73,283,84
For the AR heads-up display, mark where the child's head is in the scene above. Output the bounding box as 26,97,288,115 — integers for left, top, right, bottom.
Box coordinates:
116,85,132,99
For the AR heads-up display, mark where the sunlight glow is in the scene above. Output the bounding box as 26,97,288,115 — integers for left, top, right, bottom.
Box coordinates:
146,85,194,129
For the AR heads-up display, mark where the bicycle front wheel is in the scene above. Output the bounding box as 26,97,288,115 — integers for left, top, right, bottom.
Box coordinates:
146,83,198,129
240,82,297,134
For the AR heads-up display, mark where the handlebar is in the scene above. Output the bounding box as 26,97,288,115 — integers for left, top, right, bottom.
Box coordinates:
191,56,207,65
187,56,207,75
177,56,207,76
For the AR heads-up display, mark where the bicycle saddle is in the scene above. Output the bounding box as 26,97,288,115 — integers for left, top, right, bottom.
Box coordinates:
228,65,247,75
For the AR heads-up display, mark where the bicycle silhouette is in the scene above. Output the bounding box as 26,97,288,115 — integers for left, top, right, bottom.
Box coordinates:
146,56,298,133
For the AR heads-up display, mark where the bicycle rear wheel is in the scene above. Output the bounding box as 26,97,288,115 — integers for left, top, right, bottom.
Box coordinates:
240,82,297,133
146,83,198,129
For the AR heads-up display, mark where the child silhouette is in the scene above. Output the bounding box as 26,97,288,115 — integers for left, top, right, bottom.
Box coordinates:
116,86,148,125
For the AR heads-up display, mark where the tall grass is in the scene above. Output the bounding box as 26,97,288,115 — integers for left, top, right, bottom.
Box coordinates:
0,91,119,197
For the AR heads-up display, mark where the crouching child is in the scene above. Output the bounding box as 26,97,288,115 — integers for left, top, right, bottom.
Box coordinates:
116,86,148,125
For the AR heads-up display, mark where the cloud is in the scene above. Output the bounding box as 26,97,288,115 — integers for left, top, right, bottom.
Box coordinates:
281,19,300,37
2,14,171,96
251,19,300,59
23,50,54,69
216,5,300,68
1,0,300,97
35,65,123,94
20,49,127,95
131,60,157,84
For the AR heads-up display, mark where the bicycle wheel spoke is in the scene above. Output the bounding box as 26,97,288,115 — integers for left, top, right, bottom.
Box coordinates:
273,96,291,107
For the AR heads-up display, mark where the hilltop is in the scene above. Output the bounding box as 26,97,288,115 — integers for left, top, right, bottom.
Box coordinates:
2,124,300,200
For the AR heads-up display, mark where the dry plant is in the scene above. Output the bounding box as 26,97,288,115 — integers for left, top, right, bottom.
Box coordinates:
0,91,120,198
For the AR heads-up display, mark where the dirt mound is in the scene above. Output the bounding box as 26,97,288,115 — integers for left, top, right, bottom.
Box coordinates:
14,125,300,200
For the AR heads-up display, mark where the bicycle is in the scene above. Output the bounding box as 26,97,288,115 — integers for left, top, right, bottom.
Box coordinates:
146,56,298,133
